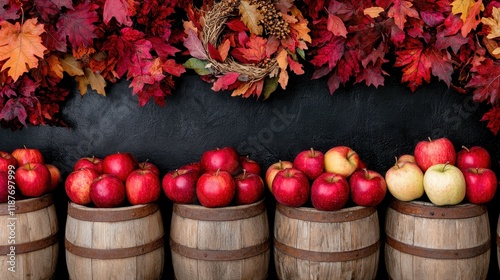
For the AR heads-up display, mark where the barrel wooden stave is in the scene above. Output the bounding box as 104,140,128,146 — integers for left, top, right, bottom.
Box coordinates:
385,201,490,280
170,200,270,280
65,203,164,280
274,205,380,280
0,195,59,280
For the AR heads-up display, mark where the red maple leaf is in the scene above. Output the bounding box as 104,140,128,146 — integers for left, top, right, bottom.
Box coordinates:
232,35,267,63
57,2,99,49
162,59,185,77
0,0,20,21
466,58,500,105
480,107,500,135
426,47,453,87
212,72,240,91
395,38,432,91
42,25,67,52
388,0,420,30
104,0,134,26
310,36,345,69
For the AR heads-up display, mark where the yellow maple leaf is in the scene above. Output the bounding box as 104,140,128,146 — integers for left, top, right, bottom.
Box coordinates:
289,6,311,43
276,49,288,89
61,54,84,76
364,7,385,18
451,0,483,22
0,18,47,82
75,67,106,96
239,0,264,35
481,6,500,39
232,82,251,97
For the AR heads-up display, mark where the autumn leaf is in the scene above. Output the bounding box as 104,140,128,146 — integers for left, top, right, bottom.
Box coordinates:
0,98,28,125
327,14,348,38
287,56,304,75
394,38,431,91
480,107,500,135
388,0,420,30
426,47,453,86
184,29,208,60
289,6,311,43
0,0,20,21
364,7,385,18
239,0,264,35
460,0,483,37
481,6,500,39
207,43,223,62
104,0,134,26
183,58,211,75
47,55,63,79
75,67,106,96
451,0,477,22
0,18,47,82
310,36,345,70
276,49,288,89
212,72,240,91
218,39,231,62
482,37,500,58
61,54,84,76
466,57,500,105
57,2,99,48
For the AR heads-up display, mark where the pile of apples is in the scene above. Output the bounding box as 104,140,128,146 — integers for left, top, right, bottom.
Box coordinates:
0,147,61,202
65,153,161,207
385,137,497,206
266,146,387,210
162,146,264,207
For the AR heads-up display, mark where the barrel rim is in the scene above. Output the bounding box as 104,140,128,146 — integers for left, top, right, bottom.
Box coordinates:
274,238,380,262
389,198,487,219
276,202,376,223
0,193,53,214
173,199,266,221
385,235,491,260
67,202,159,222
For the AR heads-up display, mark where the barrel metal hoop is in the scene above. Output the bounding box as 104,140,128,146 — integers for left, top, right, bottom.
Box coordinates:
170,237,270,261
65,235,164,259
276,203,376,223
385,235,491,259
389,199,487,219
274,238,380,262
0,194,53,215
173,200,266,221
0,232,58,254
67,202,159,222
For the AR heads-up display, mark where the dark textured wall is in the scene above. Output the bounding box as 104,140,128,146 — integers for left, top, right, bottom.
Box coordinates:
1,72,499,279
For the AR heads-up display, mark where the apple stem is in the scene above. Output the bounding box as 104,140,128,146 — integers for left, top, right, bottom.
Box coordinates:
174,169,179,176
394,156,399,168
475,167,479,174
461,146,470,152
23,145,27,149
216,168,220,176
278,160,283,169
442,162,449,172
285,168,291,177
363,168,369,178
242,169,247,178
427,137,432,142
310,147,315,157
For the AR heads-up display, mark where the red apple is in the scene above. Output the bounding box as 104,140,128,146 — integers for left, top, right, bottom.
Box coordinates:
234,170,264,205
0,151,17,173
74,156,103,173
12,147,44,165
180,162,204,176
265,160,293,193
457,146,491,170
349,169,387,207
240,156,262,175
65,168,100,205
15,163,50,197
0,171,9,203
137,161,160,176
126,169,161,205
90,174,126,208
45,164,61,192
311,172,350,211
272,168,310,207
162,169,198,204
414,137,456,172
463,167,497,204
102,152,138,182
200,147,240,175
196,170,235,208
293,148,324,181
324,146,360,177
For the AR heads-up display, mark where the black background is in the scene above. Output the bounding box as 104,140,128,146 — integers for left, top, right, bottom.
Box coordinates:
1,70,499,279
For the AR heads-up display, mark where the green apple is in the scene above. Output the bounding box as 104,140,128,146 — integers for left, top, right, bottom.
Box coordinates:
423,163,466,206
385,159,424,201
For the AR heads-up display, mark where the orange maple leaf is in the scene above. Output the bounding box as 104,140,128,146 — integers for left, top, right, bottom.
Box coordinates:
0,18,47,82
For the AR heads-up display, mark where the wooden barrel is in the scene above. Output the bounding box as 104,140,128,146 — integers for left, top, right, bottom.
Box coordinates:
170,199,270,280
274,203,380,280
65,202,164,280
385,199,490,280
0,194,59,280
